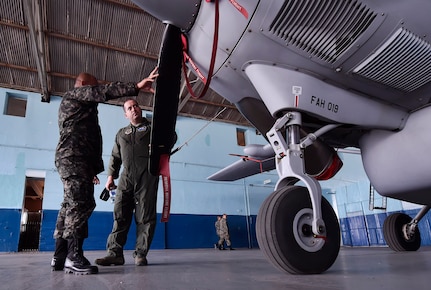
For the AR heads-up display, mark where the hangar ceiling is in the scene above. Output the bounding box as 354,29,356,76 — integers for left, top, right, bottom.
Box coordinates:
0,0,250,126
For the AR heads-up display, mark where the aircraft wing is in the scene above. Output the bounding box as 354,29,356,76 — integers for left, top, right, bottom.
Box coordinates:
208,134,342,182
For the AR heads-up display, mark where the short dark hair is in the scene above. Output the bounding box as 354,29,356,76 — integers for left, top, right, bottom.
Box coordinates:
122,98,139,112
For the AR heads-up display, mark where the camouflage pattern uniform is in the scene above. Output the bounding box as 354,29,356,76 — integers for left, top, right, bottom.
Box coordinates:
214,216,221,248
215,217,221,237
218,216,232,248
105,119,159,259
54,82,140,240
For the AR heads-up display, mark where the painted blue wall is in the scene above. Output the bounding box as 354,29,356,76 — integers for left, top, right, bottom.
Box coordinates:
0,88,429,253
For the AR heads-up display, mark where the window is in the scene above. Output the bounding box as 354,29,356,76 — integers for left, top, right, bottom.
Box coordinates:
236,128,246,146
4,93,27,117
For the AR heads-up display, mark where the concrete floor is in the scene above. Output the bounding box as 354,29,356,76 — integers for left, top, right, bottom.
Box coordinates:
0,246,430,290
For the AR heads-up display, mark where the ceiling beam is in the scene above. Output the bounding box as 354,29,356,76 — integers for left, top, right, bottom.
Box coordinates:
23,0,50,102
47,32,159,60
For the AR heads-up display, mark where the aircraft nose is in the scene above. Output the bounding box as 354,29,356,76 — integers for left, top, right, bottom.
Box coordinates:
131,0,201,31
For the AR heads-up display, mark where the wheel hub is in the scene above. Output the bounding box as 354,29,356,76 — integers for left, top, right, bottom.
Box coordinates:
302,224,313,236
293,208,325,252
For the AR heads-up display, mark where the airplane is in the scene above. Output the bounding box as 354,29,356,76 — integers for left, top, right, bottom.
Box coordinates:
133,0,431,274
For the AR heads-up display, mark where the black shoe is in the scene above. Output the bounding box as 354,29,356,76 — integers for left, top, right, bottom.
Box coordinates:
82,256,91,266
64,256,98,275
76,238,91,266
51,237,67,271
51,257,65,271
64,237,98,274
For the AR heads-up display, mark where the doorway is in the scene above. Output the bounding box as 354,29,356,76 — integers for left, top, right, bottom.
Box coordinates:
18,175,45,251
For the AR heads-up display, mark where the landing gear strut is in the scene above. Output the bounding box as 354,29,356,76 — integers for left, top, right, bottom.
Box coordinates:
256,112,341,274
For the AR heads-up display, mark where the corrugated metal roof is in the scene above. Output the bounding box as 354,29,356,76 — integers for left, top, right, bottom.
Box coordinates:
0,0,249,126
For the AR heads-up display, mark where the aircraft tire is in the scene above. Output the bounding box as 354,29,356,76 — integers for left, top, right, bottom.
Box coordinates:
256,185,340,274
383,213,421,251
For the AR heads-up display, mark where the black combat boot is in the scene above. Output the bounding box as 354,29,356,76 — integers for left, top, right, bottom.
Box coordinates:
50,237,67,271
64,238,98,275
77,238,91,266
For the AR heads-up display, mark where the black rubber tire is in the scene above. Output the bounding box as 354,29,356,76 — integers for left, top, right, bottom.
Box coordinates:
383,213,421,251
256,185,340,274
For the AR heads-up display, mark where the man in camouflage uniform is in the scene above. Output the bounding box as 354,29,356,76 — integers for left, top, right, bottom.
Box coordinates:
217,214,234,250
214,216,222,249
95,99,160,267
51,68,158,275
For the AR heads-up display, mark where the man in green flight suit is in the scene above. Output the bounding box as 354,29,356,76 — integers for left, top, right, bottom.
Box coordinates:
95,98,160,266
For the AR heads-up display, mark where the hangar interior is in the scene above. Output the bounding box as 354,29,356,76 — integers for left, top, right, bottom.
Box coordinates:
1,0,431,253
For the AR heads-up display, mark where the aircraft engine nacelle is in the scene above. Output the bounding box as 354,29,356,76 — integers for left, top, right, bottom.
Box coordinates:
359,106,431,206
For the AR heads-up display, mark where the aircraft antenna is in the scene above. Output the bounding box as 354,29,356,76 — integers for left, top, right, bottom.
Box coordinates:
170,107,227,155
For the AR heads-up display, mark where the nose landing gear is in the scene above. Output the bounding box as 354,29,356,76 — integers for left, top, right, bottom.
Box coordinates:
256,112,341,274
256,186,340,274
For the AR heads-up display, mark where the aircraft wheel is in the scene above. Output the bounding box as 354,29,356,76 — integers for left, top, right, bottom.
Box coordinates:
256,185,340,274
383,213,421,251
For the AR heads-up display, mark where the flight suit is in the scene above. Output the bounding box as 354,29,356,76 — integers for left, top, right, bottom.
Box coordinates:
106,119,159,259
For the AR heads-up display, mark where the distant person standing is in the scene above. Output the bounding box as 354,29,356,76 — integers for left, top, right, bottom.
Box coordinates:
214,216,222,249
217,214,234,250
51,68,158,275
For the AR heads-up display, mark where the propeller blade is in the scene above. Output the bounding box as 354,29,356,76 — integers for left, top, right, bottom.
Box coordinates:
149,24,182,176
